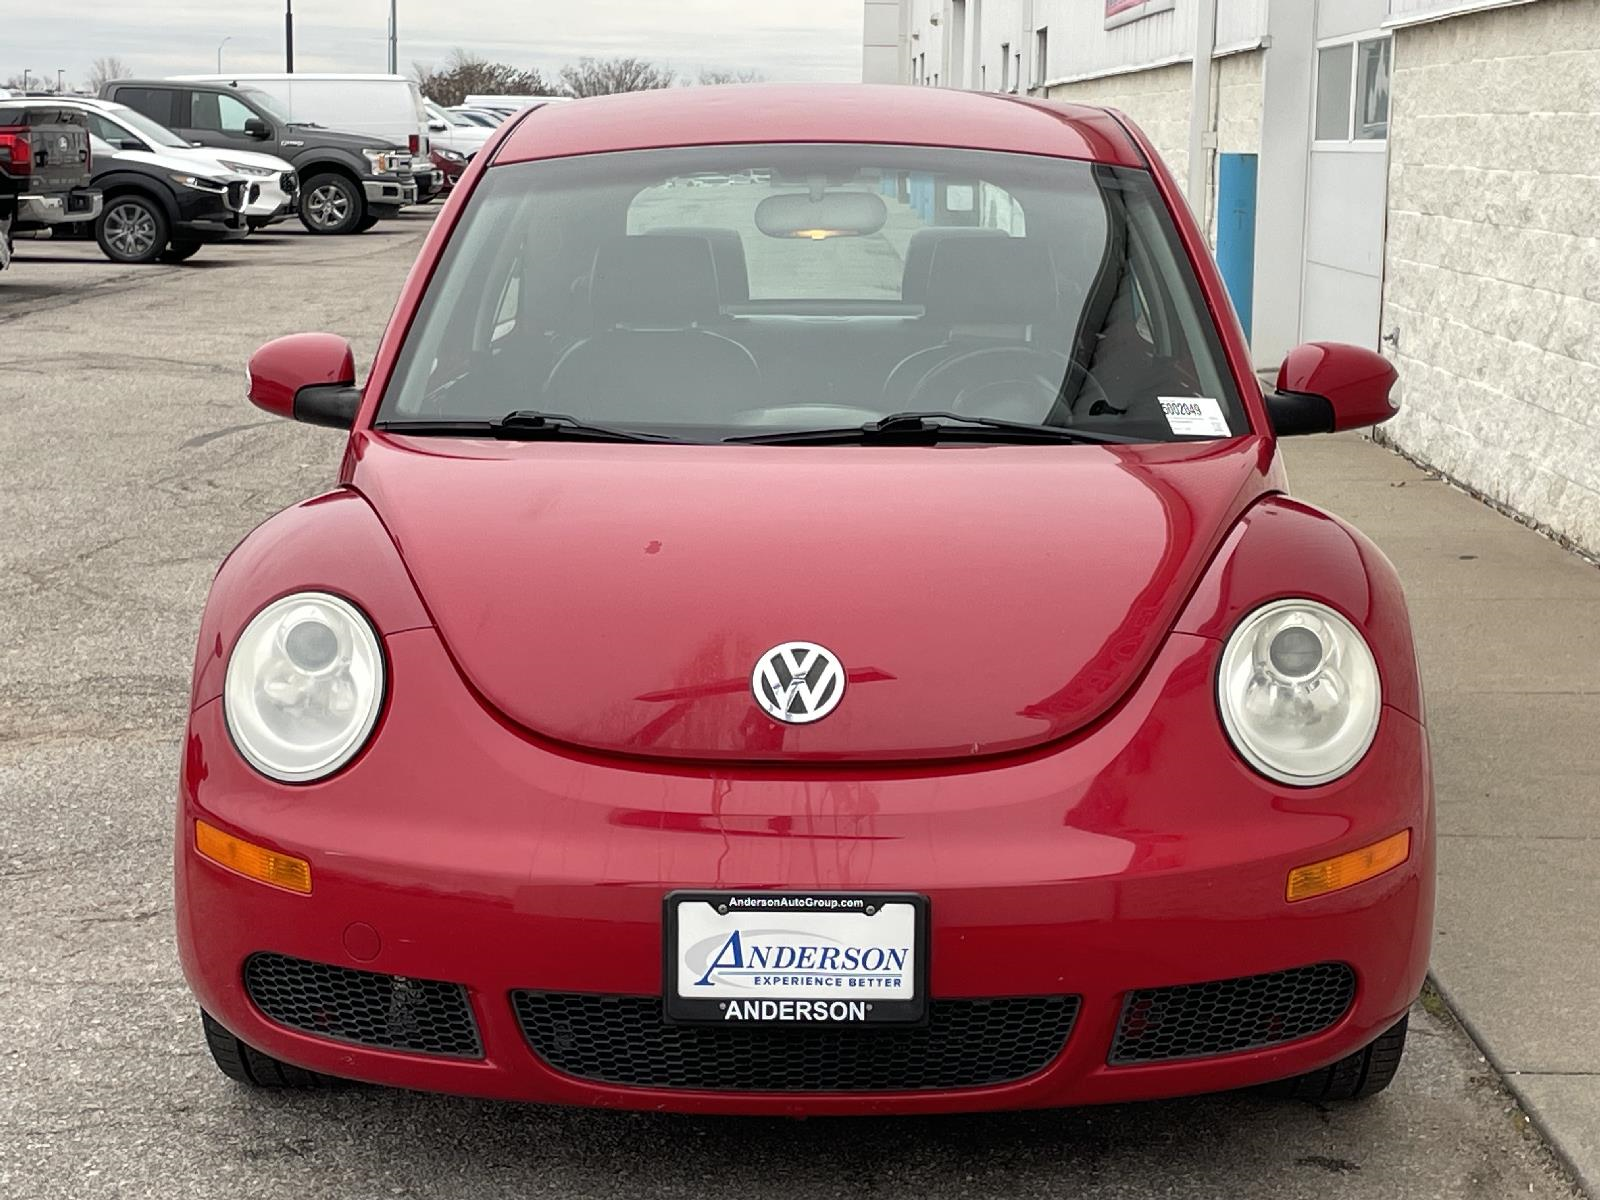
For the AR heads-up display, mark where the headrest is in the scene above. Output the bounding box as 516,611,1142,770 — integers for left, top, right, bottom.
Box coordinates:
923,237,1058,325
643,227,750,302
590,235,721,328
900,226,1007,303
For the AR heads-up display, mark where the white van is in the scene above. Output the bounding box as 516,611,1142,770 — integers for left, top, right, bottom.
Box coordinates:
172,73,429,156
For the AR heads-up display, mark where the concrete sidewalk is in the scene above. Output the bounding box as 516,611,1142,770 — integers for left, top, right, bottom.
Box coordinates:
1286,432,1600,1195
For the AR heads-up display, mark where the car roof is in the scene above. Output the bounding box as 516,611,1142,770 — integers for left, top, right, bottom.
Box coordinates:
493,84,1144,169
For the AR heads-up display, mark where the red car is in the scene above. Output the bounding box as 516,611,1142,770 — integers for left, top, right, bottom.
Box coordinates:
181,85,1432,1114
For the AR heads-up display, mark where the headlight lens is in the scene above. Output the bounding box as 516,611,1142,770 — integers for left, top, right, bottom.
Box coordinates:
362,148,400,174
1217,599,1381,786
218,159,276,177
436,147,465,163
169,172,227,192
224,592,385,783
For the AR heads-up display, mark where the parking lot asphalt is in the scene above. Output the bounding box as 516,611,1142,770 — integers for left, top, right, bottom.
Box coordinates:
0,217,1582,1199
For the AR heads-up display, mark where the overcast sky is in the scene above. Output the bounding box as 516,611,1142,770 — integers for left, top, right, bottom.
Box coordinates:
1,0,866,88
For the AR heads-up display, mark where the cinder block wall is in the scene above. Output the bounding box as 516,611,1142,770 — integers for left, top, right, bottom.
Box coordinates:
1382,0,1600,555
1046,51,1263,245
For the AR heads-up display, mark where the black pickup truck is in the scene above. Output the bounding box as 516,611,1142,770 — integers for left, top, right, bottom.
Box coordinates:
102,80,417,235
0,97,103,271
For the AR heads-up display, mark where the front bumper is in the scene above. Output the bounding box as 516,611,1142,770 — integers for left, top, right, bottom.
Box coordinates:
179,628,1433,1115
362,177,418,206
15,186,101,229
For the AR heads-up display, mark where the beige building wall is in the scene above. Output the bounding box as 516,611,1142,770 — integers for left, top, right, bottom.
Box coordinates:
1044,50,1264,245
1381,0,1600,555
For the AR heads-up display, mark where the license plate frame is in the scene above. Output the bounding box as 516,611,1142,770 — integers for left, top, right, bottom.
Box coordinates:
663,891,928,1026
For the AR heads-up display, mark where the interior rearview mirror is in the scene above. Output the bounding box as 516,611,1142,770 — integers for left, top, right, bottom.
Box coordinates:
755,191,888,241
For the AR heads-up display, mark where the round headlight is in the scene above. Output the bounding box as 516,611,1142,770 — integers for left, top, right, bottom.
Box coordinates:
224,592,385,783
1217,599,1381,786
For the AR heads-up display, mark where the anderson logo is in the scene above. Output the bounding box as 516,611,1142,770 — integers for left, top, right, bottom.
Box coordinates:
693,929,910,989
723,999,870,1022
751,641,845,724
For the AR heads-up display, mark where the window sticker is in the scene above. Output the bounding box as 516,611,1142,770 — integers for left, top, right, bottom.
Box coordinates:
1158,396,1232,438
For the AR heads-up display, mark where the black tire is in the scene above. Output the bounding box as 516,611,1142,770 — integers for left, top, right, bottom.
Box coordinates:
158,239,203,263
1263,1015,1408,1101
96,193,169,264
355,213,381,232
201,1010,327,1089
298,172,364,235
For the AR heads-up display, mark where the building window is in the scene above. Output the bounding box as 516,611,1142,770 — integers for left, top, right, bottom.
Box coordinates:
1355,39,1392,139
1035,27,1049,85
980,63,987,90
1315,36,1391,142
1000,43,1010,92
1014,50,1022,92
932,73,939,87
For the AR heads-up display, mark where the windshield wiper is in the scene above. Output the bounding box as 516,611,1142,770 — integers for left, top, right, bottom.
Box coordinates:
724,411,1144,446
375,411,682,443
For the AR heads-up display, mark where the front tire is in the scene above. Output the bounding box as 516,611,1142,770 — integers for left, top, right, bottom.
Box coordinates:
201,1010,328,1089
1264,1015,1408,1100
299,173,364,235
96,194,168,264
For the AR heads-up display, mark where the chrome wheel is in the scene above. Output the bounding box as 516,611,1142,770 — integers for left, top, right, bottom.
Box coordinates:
103,201,158,260
305,184,351,230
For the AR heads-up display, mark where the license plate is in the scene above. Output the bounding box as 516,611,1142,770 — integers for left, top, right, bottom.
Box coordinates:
665,892,927,1025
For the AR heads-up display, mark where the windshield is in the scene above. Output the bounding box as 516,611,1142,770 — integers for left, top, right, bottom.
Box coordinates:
108,105,189,148
381,144,1247,444
425,100,463,126
239,87,289,123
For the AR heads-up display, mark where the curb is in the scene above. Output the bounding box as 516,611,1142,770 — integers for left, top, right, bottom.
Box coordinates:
1429,971,1593,1198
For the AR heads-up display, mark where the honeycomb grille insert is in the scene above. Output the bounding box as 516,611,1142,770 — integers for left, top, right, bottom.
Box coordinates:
512,993,1079,1092
244,953,482,1058
1110,962,1355,1064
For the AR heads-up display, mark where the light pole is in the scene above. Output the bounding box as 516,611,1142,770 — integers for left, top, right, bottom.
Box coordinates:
57,68,65,93
217,36,232,73
285,0,295,73
387,0,398,74
21,68,30,91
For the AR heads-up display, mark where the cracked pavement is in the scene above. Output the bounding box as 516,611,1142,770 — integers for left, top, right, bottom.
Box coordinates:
0,218,1583,1199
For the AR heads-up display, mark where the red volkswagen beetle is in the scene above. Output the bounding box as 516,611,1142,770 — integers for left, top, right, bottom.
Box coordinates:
180,85,1432,1114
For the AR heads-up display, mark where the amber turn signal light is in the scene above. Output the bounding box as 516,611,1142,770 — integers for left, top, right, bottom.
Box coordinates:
195,820,312,894
1287,829,1411,902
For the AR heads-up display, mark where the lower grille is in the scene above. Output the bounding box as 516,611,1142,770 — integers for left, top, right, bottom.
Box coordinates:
1110,962,1355,1064
512,992,1079,1092
244,953,481,1058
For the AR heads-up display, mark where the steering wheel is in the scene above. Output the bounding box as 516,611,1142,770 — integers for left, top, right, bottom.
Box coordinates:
905,346,1113,425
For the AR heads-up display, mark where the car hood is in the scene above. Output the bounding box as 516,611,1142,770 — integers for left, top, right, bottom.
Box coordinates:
177,145,293,173
98,144,242,181
352,436,1268,763
286,125,407,153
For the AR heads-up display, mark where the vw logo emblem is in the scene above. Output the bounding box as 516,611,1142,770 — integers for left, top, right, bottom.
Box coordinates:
752,642,845,725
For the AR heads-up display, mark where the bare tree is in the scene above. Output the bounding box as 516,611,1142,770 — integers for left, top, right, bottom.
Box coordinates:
86,57,130,92
696,68,766,86
559,57,676,97
414,49,551,107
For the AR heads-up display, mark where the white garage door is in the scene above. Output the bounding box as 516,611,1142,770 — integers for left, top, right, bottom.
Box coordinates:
1301,32,1393,350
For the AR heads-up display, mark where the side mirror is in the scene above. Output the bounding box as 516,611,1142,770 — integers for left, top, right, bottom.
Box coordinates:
1267,342,1399,436
244,116,272,139
247,333,361,429
428,119,448,132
